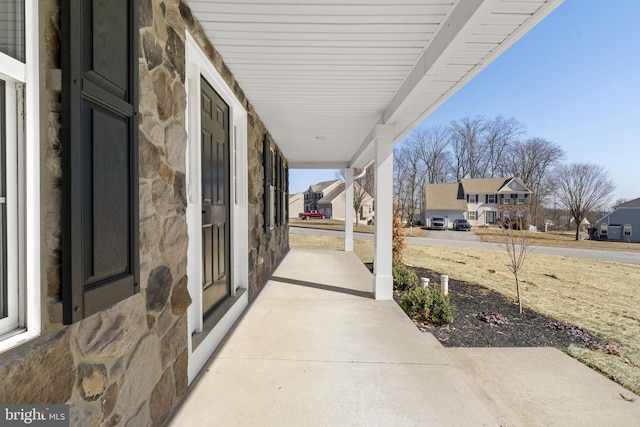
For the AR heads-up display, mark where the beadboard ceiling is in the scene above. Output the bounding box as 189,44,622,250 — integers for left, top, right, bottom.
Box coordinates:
187,0,563,168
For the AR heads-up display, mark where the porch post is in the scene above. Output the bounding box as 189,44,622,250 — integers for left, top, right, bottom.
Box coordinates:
373,125,394,300
345,168,354,252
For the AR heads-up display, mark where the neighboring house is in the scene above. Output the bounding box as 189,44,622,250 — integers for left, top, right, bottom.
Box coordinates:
596,197,640,242
423,178,532,228
304,180,374,222
553,215,591,231
303,180,342,214
421,183,467,228
288,193,304,220
317,182,374,223
0,1,560,424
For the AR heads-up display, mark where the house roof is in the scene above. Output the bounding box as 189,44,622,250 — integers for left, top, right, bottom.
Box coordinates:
459,178,510,195
425,183,467,211
616,197,640,208
309,180,340,193
317,182,346,205
188,1,563,169
458,177,532,195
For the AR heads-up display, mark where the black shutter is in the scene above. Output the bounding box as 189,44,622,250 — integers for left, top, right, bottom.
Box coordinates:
263,136,271,230
485,194,488,204
278,155,284,225
62,0,139,323
284,164,289,223
466,194,469,202
275,154,280,225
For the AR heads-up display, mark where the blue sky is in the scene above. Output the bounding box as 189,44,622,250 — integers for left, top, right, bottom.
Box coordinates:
289,0,640,203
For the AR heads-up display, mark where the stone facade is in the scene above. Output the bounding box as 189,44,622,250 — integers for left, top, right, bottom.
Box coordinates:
0,1,289,426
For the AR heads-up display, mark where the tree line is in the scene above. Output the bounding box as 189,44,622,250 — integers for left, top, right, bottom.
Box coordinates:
394,115,615,238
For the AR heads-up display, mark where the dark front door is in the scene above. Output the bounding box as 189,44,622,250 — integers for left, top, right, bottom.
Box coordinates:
201,77,230,316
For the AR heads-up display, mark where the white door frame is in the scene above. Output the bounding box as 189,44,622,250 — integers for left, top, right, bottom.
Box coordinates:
185,32,249,383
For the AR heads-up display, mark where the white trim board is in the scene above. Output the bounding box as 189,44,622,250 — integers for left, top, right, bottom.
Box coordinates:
0,0,41,353
184,31,249,384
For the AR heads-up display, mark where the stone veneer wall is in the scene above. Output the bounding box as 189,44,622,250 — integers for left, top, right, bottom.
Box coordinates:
0,1,288,426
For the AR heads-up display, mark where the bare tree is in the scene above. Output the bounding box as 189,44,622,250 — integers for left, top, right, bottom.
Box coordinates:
394,145,426,225
406,125,453,183
501,225,532,314
613,198,629,208
501,137,565,226
553,163,616,240
450,116,523,179
450,116,485,179
484,116,523,178
337,167,375,226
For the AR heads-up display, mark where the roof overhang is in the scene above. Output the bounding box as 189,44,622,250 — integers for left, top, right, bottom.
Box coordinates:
188,0,563,169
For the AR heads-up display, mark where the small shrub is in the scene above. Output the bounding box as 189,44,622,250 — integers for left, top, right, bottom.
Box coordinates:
400,286,432,319
392,260,418,291
429,289,455,325
400,286,455,326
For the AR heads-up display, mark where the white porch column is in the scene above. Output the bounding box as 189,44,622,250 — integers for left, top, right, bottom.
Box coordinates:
344,168,354,252
373,125,394,300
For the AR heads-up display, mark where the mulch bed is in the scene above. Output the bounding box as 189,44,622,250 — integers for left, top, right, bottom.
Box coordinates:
396,266,610,350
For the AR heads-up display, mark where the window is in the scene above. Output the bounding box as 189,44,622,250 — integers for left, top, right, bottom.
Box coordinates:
600,223,608,235
263,138,288,229
1,0,40,349
468,211,477,220
487,194,496,204
624,224,631,237
0,76,19,336
468,194,477,203
0,1,25,62
486,211,496,224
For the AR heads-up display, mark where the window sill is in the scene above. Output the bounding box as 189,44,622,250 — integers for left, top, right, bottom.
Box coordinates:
0,328,39,354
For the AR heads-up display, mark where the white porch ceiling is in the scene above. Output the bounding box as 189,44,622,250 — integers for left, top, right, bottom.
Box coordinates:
187,0,563,168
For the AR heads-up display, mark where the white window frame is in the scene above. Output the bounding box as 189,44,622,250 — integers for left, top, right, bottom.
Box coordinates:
624,224,631,237
0,76,20,336
0,0,40,352
468,194,477,203
468,210,477,221
487,194,496,204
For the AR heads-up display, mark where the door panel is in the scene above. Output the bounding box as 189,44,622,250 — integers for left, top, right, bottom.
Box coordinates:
201,77,230,316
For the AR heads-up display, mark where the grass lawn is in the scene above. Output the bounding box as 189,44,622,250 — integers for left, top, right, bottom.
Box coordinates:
289,233,640,395
289,218,427,237
473,226,640,251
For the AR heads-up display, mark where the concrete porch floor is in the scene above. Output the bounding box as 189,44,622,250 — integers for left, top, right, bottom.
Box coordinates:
168,249,640,426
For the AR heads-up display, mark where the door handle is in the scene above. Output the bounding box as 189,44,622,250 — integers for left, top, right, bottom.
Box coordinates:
202,203,213,226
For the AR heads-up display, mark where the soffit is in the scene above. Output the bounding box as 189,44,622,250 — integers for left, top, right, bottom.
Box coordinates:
187,0,562,168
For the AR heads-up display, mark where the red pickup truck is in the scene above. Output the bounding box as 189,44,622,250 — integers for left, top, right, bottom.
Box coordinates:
298,210,326,220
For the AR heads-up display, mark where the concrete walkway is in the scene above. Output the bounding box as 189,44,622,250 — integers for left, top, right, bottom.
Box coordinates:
168,249,640,426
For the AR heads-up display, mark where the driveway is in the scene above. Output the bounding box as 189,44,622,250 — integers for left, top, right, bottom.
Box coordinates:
289,227,640,265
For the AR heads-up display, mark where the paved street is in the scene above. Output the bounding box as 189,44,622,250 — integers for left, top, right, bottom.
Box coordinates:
289,227,640,265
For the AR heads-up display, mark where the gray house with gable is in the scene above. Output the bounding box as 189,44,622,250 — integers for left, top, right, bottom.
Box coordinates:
597,197,640,243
